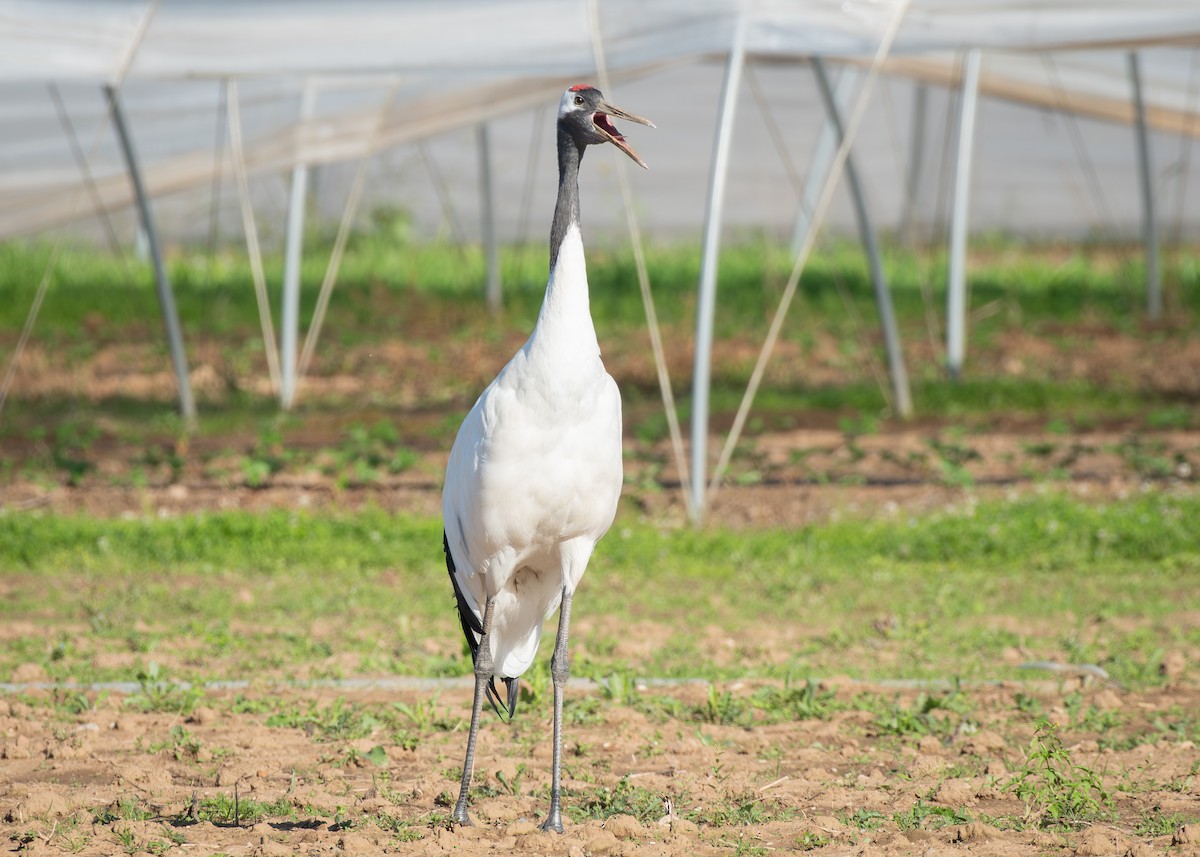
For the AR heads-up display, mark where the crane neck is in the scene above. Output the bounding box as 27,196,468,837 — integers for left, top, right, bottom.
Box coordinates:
531,126,597,362
549,126,586,271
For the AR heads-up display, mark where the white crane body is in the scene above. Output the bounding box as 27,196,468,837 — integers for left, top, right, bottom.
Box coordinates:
442,223,623,680
440,84,651,832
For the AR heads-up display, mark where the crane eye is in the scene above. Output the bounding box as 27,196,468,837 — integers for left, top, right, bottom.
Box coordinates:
574,95,584,105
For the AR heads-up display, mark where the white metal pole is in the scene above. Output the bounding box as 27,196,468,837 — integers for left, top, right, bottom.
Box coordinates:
812,59,912,419
690,17,747,523
790,66,861,256
478,124,501,314
105,85,196,427
946,49,982,381
281,84,316,410
901,83,928,247
1128,52,1161,320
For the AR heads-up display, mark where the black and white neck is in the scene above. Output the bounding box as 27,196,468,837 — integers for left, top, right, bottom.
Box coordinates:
549,88,595,272
549,122,585,272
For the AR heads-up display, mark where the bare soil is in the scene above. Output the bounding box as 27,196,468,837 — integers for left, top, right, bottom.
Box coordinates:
2,681,1199,856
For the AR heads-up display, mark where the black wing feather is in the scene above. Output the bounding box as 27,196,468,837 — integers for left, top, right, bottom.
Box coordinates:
443,531,518,720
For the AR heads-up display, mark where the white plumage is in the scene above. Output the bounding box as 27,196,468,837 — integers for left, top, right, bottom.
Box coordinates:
442,222,623,680
440,84,652,833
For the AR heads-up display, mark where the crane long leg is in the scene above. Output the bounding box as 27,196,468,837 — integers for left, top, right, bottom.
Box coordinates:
541,586,574,833
452,594,496,827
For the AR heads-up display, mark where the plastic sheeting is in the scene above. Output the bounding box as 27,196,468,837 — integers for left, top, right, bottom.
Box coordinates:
0,0,1198,241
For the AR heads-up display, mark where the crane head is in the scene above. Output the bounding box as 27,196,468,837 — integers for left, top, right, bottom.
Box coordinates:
559,84,655,169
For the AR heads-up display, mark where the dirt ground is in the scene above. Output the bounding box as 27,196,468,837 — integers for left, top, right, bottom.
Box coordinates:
2,680,1199,856
2,320,1200,854
4,317,1200,528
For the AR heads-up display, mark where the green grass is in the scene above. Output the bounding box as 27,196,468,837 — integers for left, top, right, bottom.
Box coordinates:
0,491,1196,688
3,235,1198,482
5,231,1196,335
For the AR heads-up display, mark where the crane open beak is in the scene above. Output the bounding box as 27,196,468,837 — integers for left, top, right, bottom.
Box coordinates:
593,100,655,169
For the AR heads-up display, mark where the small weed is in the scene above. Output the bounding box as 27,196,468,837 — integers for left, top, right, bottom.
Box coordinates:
495,764,526,797
797,831,832,850
51,418,100,486
393,698,461,733
94,796,154,824
370,811,427,842
241,420,292,488
565,696,606,726
325,421,418,486
266,698,383,742
565,777,665,824
698,684,746,725
894,799,972,830
841,807,887,830
195,793,295,825
1134,809,1199,837
752,677,839,722
598,671,640,706
124,663,204,716
149,724,202,761
51,687,104,716
869,690,974,738
691,791,795,826
113,827,139,855
1006,718,1112,827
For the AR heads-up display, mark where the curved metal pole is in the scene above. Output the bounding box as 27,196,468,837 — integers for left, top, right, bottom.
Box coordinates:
790,67,861,256
812,59,912,419
946,49,982,381
282,83,316,410
105,84,196,427
478,123,501,314
901,83,928,248
690,16,746,523
1128,52,1161,320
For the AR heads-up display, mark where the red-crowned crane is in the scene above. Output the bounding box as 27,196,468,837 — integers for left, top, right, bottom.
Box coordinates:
441,84,652,832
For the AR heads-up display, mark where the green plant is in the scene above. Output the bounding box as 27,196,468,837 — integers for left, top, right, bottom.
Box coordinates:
752,677,838,722
114,826,139,855
149,724,203,761
51,418,100,486
893,799,971,830
239,419,293,487
842,808,887,830
1006,718,1112,827
797,831,832,850
698,684,746,725
1133,809,1199,837
691,792,795,826
195,793,295,825
566,777,664,824
266,699,382,742
124,663,204,715
598,671,640,706
869,690,974,738
495,764,526,797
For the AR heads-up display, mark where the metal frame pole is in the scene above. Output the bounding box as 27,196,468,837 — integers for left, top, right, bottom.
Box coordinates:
478,123,501,314
812,59,912,418
281,84,316,410
690,16,747,522
1128,52,1162,320
790,66,861,256
946,49,982,381
901,83,928,247
105,85,196,426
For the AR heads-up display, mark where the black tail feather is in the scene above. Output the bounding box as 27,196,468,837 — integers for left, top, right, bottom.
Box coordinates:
444,531,518,721
485,676,520,720
445,531,482,651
